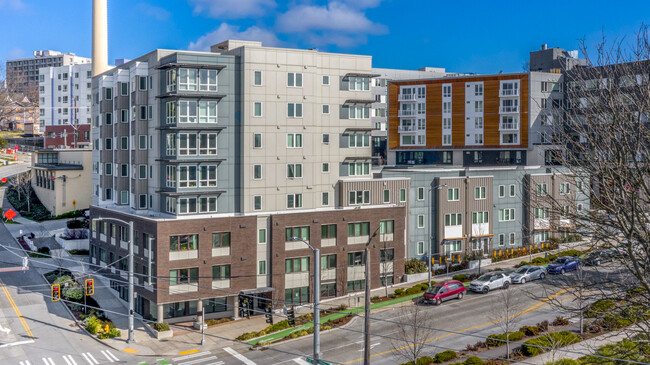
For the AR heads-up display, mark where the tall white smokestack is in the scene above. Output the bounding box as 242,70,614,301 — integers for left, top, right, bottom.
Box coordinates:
92,0,109,76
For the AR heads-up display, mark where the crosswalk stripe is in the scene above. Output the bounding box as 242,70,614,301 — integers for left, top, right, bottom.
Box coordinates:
101,351,115,363
179,356,219,365
172,351,212,362
205,362,224,365
42,358,55,365
106,351,119,362
63,355,78,365
63,356,72,365
81,353,98,365
19,361,32,365
223,347,256,365
292,359,311,365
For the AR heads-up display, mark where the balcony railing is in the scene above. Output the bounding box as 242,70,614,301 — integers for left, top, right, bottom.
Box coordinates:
500,88,519,97
398,125,417,132
499,122,519,130
500,105,519,113
398,94,417,102
398,109,416,117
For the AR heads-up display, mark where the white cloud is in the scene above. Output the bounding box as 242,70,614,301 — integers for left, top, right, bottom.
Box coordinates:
188,0,276,19
188,23,282,51
340,0,382,8
0,0,25,10
275,1,386,47
137,3,171,21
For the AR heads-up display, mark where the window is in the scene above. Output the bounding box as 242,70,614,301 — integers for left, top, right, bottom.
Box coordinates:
198,165,217,187
199,197,217,213
444,240,462,254
105,113,113,125
166,102,176,124
198,101,217,123
198,69,217,91
322,134,330,144
383,189,390,203
534,207,549,219
475,84,483,96
577,203,584,212
348,162,370,176
347,251,365,266
286,226,309,241
169,268,198,286
380,248,394,262
499,208,515,221
348,190,370,205
347,222,370,237
322,104,330,114
509,184,516,197
443,134,452,146
322,192,329,206
348,105,370,119
322,75,329,85
321,224,337,239
442,118,452,129
443,101,452,114
475,100,483,113
212,265,230,280
120,164,128,177
471,211,489,224
498,185,506,198
287,133,303,148
501,133,519,145
179,100,198,123
254,102,262,117
258,229,267,244
166,166,176,187
474,134,483,144
139,165,147,179
212,232,230,248
348,77,370,91
285,287,309,304
417,215,425,228
285,257,310,273
475,117,483,129
399,189,406,202
253,133,262,148
178,197,197,214
442,85,452,97
257,260,266,276
444,213,462,226
179,134,197,155
253,165,262,179
120,137,128,150
321,254,336,270
474,186,486,200
380,220,394,234
287,193,303,209
178,166,198,188
105,87,112,100
559,182,570,195
322,163,329,173
169,234,198,251
349,134,370,148
199,134,217,155
447,188,459,201
138,135,147,150
287,72,303,87
536,183,548,196
254,196,262,211
253,71,262,86
179,68,197,91
417,187,425,200
499,234,505,246
287,163,302,179
287,103,303,117
417,242,424,255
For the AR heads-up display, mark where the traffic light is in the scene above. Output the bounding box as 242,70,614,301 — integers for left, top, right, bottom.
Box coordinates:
85,279,94,296
264,304,273,324
51,284,60,301
239,297,250,318
287,307,296,326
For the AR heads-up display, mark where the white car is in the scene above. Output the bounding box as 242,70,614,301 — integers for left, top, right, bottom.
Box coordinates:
469,272,511,294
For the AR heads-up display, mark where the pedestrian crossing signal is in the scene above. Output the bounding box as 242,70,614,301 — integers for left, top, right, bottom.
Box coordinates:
52,284,60,301
85,279,94,296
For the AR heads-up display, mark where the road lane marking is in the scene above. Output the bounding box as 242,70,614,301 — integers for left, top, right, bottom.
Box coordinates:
0,339,34,348
292,359,311,365
63,355,78,365
81,353,98,364
178,350,200,356
0,323,11,334
205,362,224,365
179,356,219,365
357,343,380,351
342,288,568,364
223,347,257,365
101,350,115,363
173,351,211,361
105,350,119,361
19,361,31,365
42,358,55,365
0,279,34,339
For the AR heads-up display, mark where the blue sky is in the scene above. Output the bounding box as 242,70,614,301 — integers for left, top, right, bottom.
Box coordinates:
1,0,649,74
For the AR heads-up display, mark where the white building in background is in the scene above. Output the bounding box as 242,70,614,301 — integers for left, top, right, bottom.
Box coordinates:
6,50,91,94
39,63,94,128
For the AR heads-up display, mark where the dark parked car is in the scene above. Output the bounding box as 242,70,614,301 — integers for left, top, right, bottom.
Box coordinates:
547,256,582,274
583,249,614,266
422,280,466,305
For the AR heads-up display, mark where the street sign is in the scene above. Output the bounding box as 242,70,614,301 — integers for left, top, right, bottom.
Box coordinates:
1,177,6,183
305,358,331,365
3,209,16,221
72,200,76,207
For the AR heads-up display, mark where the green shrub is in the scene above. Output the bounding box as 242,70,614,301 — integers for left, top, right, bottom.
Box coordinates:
63,286,83,301
521,331,580,357
486,331,525,347
86,316,102,334
434,350,457,363
399,356,435,365
98,327,121,339
532,257,550,264
405,258,428,274
464,356,484,365
519,325,541,336
394,288,405,296
405,286,421,295
237,331,259,341
545,360,580,365
205,318,231,327
552,316,570,326
452,274,468,282
585,300,614,318
149,322,170,332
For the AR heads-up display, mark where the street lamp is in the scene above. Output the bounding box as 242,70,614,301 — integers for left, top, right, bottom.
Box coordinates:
427,184,447,287
290,236,321,364
93,216,135,343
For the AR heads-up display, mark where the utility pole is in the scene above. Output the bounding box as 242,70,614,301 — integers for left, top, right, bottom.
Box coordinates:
363,246,371,365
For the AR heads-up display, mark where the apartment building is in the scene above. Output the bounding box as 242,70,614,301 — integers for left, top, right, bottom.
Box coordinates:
6,50,91,94
39,63,94,148
89,41,407,323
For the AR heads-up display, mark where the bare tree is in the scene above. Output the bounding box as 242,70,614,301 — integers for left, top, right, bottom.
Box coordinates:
390,305,436,365
488,287,524,360
11,171,33,212
541,24,650,340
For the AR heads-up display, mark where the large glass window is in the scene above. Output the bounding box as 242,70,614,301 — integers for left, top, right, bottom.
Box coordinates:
347,222,370,237
285,287,309,304
380,220,394,234
285,226,309,241
198,101,217,123
179,134,197,155
179,166,198,188
179,100,198,123
199,165,217,187
285,257,309,273
199,69,217,92
199,134,217,155
169,267,199,285
212,265,230,280
347,251,365,266
179,68,198,91
321,224,336,239
169,234,198,251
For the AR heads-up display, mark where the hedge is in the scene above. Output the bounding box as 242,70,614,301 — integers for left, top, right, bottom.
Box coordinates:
399,356,435,365
434,350,457,363
545,360,580,365
149,322,170,332
463,356,484,365
521,331,580,357
452,274,468,282
486,331,525,347
585,300,614,318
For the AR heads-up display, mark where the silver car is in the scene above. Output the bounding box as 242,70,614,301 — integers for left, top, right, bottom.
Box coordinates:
510,265,547,284
469,272,511,294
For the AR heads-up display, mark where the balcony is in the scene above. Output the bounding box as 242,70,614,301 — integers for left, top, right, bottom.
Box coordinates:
398,94,417,102
398,125,417,133
499,122,519,130
500,105,520,114
500,89,519,97
398,109,416,117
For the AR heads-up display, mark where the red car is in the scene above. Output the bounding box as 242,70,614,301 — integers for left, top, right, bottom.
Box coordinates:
422,280,466,305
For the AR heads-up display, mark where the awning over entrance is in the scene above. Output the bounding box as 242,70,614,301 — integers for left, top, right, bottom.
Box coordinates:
240,287,274,295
